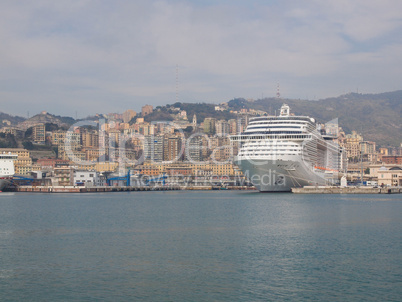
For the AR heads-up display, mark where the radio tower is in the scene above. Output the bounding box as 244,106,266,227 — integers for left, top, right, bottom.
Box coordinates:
276,83,281,99
176,64,179,103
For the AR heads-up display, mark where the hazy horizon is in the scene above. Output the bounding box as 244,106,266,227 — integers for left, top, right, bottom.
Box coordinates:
1,0,401,117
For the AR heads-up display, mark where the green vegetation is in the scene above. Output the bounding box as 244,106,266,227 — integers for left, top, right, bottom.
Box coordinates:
128,116,138,125
0,133,18,148
53,146,59,158
45,123,59,131
52,114,76,125
227,98,251,110
24,127,33,138
22,141,34,150
171,102,237,123
144,110,174,122
21,142,52,151
0,112,25,125
183,126,193,133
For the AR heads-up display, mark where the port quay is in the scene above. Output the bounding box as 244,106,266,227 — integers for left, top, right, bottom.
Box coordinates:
9,185,402,194
12,183,253,193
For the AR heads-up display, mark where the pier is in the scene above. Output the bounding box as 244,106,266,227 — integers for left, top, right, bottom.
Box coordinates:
10,185,401,194
292,186,402,194
13,185,182,193
9,185,255,193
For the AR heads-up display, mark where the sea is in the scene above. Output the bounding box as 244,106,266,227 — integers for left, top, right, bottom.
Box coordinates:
0,191,401,301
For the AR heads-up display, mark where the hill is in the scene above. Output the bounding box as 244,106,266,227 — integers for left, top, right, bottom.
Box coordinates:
227,90,402,147
167,102,237,123
17,111,76,130
135,102,238,124
0,112,26,126
1,90,401,147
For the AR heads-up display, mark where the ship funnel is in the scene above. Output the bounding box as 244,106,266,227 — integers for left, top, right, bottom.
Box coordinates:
279,104,290,117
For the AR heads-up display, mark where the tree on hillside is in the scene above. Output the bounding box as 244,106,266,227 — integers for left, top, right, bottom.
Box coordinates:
24,127,33,138
22,141,34,150
0,134,18,148
144,111,174,122
128,116,138,125
183,126,193,134
45,123,59,131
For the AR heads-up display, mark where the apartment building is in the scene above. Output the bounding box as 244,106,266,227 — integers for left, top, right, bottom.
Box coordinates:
32,124,46,144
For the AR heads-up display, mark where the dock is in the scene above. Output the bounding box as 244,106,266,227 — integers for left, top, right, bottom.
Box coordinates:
13,185,182,193
291,186,402,194
9,185,255,193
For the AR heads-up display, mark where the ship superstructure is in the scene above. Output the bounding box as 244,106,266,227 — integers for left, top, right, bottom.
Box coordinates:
0,152,17,191
230,104,344,192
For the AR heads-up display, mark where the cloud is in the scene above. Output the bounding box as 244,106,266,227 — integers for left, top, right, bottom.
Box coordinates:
0,0,401,116
312,0,402,42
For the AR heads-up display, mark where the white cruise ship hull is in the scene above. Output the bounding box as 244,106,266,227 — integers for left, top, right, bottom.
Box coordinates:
0,179,11,191
235,158,326,192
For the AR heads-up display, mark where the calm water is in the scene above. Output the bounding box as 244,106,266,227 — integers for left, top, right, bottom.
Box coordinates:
0,191,401,301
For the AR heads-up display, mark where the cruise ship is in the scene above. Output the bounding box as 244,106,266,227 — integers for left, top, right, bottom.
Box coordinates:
230,104,345,192
0,152,17,191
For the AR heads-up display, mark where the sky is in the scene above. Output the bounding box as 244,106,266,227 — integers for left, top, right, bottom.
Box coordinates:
1,0,401,118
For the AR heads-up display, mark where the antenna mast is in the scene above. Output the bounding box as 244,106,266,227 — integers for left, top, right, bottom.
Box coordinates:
176,64,179,103
276,83,281,98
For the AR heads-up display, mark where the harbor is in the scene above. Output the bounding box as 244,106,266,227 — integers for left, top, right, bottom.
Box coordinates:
1,2,402,300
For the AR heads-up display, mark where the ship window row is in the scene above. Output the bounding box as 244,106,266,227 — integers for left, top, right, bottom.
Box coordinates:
241,148,302,152
242,147,301,150
242,149,302,152
238,135,309,140
231,134,311,141
250,117,311,122
240,147,301,150
240,153,300,156
240,154,301,156
244,131,304,135
248,121,308,124
242,143,300,147
242,142,300,145
248,121,308,126
246,126,302,129
240,149,301,153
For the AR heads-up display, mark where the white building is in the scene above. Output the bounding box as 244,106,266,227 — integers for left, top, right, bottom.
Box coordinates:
144,135,164,162
73,170,102,186
216,120,229,136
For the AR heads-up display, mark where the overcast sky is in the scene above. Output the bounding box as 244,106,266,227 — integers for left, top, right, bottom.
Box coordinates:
1,0,401,117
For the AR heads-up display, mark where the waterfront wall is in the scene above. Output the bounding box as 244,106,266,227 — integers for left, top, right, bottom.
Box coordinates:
10,185,255,193
292,186,401,194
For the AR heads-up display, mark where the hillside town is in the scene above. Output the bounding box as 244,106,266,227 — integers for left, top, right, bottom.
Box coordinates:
1,102,402,189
